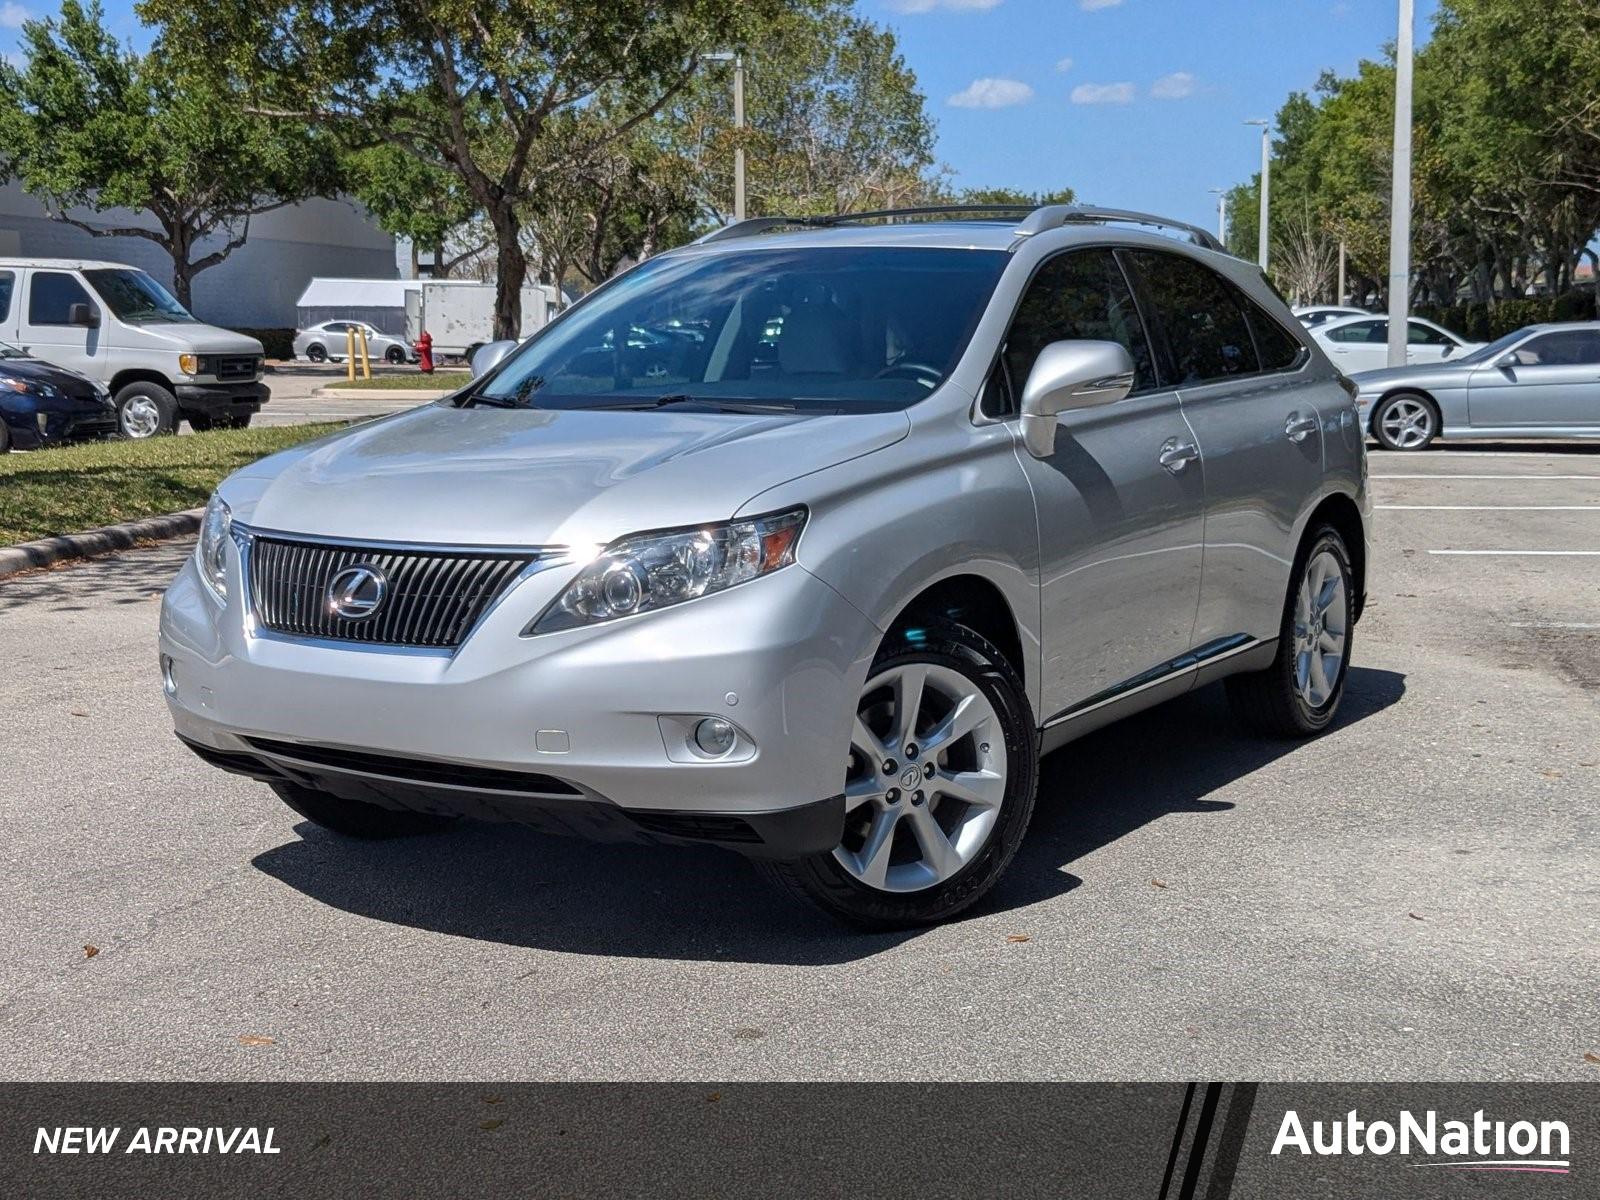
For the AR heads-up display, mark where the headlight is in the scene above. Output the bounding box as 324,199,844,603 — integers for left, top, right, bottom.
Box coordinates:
3,377,60,401
178,353,198,375
529,507,806,633
196,494,232,601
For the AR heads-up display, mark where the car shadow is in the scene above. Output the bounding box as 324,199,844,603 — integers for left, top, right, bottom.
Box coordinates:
0,541,191,613
251,667,1406,966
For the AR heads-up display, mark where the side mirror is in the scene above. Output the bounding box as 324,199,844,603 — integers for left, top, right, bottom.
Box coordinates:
1019,339,1136,458
1441,343,1454,357
470,339,519,379
67,302,99,328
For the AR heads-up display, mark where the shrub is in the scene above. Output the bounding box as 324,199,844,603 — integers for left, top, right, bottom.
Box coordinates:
233,327,297,360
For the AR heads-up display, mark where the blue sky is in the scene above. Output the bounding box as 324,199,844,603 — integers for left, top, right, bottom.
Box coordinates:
881,0,1441,228
1,0,1440,232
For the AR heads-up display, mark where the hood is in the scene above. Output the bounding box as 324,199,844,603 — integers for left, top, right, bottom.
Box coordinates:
1349,360,1476,390
120,321,264,355
0,356,103,400
223,402,911,547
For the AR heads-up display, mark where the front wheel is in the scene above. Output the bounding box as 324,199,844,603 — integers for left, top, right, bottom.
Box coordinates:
270,780,457,839
764,622,1038,929
305,343,327,363
1371,392,1438,450
1227,527,1354,737
115,382,177,439
384,345,406,365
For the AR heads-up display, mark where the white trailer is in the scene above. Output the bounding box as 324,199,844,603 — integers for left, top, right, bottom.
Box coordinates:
404,281,558,359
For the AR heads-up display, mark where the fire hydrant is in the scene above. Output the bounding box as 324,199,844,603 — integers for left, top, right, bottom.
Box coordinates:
415,330,434,374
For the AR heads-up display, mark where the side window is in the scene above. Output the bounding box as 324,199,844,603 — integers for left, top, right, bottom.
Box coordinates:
1408,321,1453,346
1518,330,1600,366
1000,249,1157,405
28,271,94,325
1244,302,1307,371
1125,251,1259,384
0,271,13,322
1329,320,1383,344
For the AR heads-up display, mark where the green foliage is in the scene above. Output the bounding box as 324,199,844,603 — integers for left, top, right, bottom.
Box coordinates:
0,1,341,306
954,187,1077,208
1416,292,1598,340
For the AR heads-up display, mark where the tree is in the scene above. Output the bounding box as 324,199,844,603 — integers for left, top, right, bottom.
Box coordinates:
953,186,1076,208
143,0,787,340
0,0,340,308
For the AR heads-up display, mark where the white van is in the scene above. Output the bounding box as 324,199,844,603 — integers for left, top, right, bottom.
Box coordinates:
0,257,269,438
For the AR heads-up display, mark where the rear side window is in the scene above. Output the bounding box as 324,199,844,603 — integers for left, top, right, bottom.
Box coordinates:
1329,320,1385,344
0,271,13,322
28,271,93,325
1125,251,1258,384
1245,303,1307,371
1002,249,1158,397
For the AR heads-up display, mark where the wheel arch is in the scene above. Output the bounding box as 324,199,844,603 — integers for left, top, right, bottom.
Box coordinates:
1300,491,1368,622
883,573,1027,696
110,369,177,397
1370,386,1441,438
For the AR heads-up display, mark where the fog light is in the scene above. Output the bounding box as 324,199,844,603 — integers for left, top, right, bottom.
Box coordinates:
693,717,737,758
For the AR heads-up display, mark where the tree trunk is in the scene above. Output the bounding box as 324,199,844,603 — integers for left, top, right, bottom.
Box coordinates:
489,204,526,341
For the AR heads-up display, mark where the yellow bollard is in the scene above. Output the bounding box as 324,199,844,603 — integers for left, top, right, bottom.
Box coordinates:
345,327,356,382
357,326,372,380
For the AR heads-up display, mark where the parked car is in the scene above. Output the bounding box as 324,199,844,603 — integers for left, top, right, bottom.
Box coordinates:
160,205,1370,928
1312,313,1483,375
294,320,415,365
1352,321,1600,450
0,339,117,451
0,258,267,438
1292,305,1370,328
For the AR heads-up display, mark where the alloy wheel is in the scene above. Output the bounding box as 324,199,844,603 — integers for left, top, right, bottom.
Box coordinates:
121,396,160,439
835,662,1008,893
1379,397,1434,449
1293,549,1349,709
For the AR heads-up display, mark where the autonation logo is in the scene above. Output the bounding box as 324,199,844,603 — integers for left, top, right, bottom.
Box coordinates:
1272,1109,1572,1175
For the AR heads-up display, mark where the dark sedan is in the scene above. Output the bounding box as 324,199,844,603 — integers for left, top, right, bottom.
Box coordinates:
0,342,118,451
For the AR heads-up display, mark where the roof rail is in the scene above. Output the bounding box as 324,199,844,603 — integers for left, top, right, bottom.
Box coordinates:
693,203,1230,254
1018,205,1227,252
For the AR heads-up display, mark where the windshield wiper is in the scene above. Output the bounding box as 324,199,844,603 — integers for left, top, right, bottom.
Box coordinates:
610,394,800,414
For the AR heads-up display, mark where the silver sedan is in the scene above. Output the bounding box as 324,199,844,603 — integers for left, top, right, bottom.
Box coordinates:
1351,321,1600,450
292,321,416,365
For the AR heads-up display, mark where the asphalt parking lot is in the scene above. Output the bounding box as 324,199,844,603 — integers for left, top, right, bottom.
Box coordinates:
0,443,1595,1082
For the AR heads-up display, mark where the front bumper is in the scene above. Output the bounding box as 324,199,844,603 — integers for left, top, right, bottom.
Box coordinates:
174,381,270,417
159,547,878,859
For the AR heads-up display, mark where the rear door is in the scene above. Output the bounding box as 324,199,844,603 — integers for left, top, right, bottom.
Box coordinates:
1468,329,1600,429
1002,247,1205,720
1320,318,1387,373
18,269,106,379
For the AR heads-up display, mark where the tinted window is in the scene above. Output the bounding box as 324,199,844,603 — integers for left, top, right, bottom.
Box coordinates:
1408,321,1453,346
1518,330,1600,366
28,271,93,325
1329,320,1385,344
480,246,1008,412
1002,249,1156,399
83,269,195,323
1245,303,1307,371
0,271,12,322
1127,251,1258,383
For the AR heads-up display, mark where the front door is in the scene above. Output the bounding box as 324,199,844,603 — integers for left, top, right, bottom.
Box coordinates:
1469,328,1600,429
1002,247,1205,721
18,270,105,379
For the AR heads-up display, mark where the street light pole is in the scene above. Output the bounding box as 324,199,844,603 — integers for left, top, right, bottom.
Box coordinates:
701,51,746,222
1208,187,1227,244
1245,120,1271,271
1386,0,1415,368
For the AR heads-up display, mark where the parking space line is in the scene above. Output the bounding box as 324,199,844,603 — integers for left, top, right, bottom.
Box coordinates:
1377,505,1600,511
1372,474,1600,480
1428,550,1600,557
1509,621,1600,630
1383,451,1600,459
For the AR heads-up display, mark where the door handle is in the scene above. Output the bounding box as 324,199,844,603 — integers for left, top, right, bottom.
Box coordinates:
1159,438,1199,474
1285,412,1319,443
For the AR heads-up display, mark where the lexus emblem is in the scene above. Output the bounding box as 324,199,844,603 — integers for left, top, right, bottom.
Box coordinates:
326,564,388,621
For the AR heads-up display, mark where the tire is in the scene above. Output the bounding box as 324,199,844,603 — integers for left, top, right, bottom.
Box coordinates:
384,345,406,365
270,780,457,840
219,412,253,430
306,343,327,363
115,381,177,439
1226,527,1355,738
763,621,1039,929
1371,391,1439,450
0,420,10,453
188,413,216,432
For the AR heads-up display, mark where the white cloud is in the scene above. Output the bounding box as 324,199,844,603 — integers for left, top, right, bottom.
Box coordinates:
1079,0,1124,10
1055,56,1075,74
887,0,1004,12
1070,82,1136,105
1150,71,1197,100
1,2,32,29
948,77,1035,109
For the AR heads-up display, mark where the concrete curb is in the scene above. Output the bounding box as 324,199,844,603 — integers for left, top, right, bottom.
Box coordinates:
0,508,204,580
310,386,450,401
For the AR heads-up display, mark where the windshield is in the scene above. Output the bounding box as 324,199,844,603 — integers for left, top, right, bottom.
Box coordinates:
476,246,1009,412
1457,329,1528,365
83,269,197,323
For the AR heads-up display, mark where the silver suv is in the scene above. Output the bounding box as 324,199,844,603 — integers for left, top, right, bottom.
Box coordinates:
160,206,1370,928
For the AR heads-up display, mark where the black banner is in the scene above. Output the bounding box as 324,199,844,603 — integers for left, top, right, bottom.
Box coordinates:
2,1083,1592,1197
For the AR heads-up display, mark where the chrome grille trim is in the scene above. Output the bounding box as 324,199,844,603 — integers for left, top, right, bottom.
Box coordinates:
236,528,545,649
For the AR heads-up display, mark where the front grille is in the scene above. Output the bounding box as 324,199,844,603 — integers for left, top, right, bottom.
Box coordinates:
242,737,583,796
245,534,538,647
215,355,260,381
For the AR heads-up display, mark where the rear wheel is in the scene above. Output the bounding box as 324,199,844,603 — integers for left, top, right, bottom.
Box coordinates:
306,343,327,363
115,382,177,439
1371,392,1438,450
270,780,457,839
384,345,406,365
1227,527,1354,737
764,622,1038,929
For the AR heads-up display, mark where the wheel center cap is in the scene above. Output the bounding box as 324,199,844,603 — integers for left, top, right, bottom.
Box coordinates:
899,765,922,790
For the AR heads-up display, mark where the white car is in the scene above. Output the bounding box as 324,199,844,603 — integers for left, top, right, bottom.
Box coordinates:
293,321,415,365
1312,314,1482,375
1292,305,1369,328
